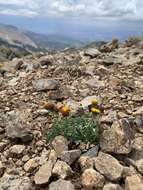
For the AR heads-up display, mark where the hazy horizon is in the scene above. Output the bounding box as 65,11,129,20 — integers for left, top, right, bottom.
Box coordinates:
0,0,143,42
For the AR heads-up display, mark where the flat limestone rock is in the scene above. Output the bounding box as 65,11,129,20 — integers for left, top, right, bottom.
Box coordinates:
34,150,57,185
60,149,81,165
33,78,59,91
100,120,132,154
94,152,124,181
84,48,101,58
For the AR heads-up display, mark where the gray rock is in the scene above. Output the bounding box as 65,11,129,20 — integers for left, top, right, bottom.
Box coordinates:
84,48,101,58
21,62,39,72
6,110,33,142
82,146,99,158
48,86,70,100
33,79,59,91
49,179,75,190
0,174,33,190
94,152,124,181
60,149,81,165
102,57,122,66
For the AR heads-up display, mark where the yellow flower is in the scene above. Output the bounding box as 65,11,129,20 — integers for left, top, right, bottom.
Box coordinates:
91,99,98,105
91,108,101,114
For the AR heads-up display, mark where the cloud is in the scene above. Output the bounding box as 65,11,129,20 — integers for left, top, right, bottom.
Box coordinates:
0,0,26,6
0,0,143,20
0,8,38,17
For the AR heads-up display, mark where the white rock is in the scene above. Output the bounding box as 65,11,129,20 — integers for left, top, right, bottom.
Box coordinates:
49,179,75,190
9,145,25,157
52,136,68,157
0,174,33,190
79,156,94,171
103,183,123,190
81,168,105,189
52,160,73,179
125,174,143,190
84,48,101,58
80,96,100,110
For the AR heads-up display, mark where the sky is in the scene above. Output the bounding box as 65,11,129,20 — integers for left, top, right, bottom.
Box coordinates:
0,0,143,41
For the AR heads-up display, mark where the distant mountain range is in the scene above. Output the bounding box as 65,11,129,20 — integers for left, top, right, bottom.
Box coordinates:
0,23,84,52
0,23,107,62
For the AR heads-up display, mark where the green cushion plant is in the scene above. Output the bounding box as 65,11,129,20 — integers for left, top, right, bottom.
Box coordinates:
47,115,99,144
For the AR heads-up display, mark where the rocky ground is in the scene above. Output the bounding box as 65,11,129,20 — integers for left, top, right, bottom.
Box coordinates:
0,39,143,190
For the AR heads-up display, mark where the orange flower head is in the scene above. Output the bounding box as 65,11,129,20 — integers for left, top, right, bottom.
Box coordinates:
59,105,71,116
